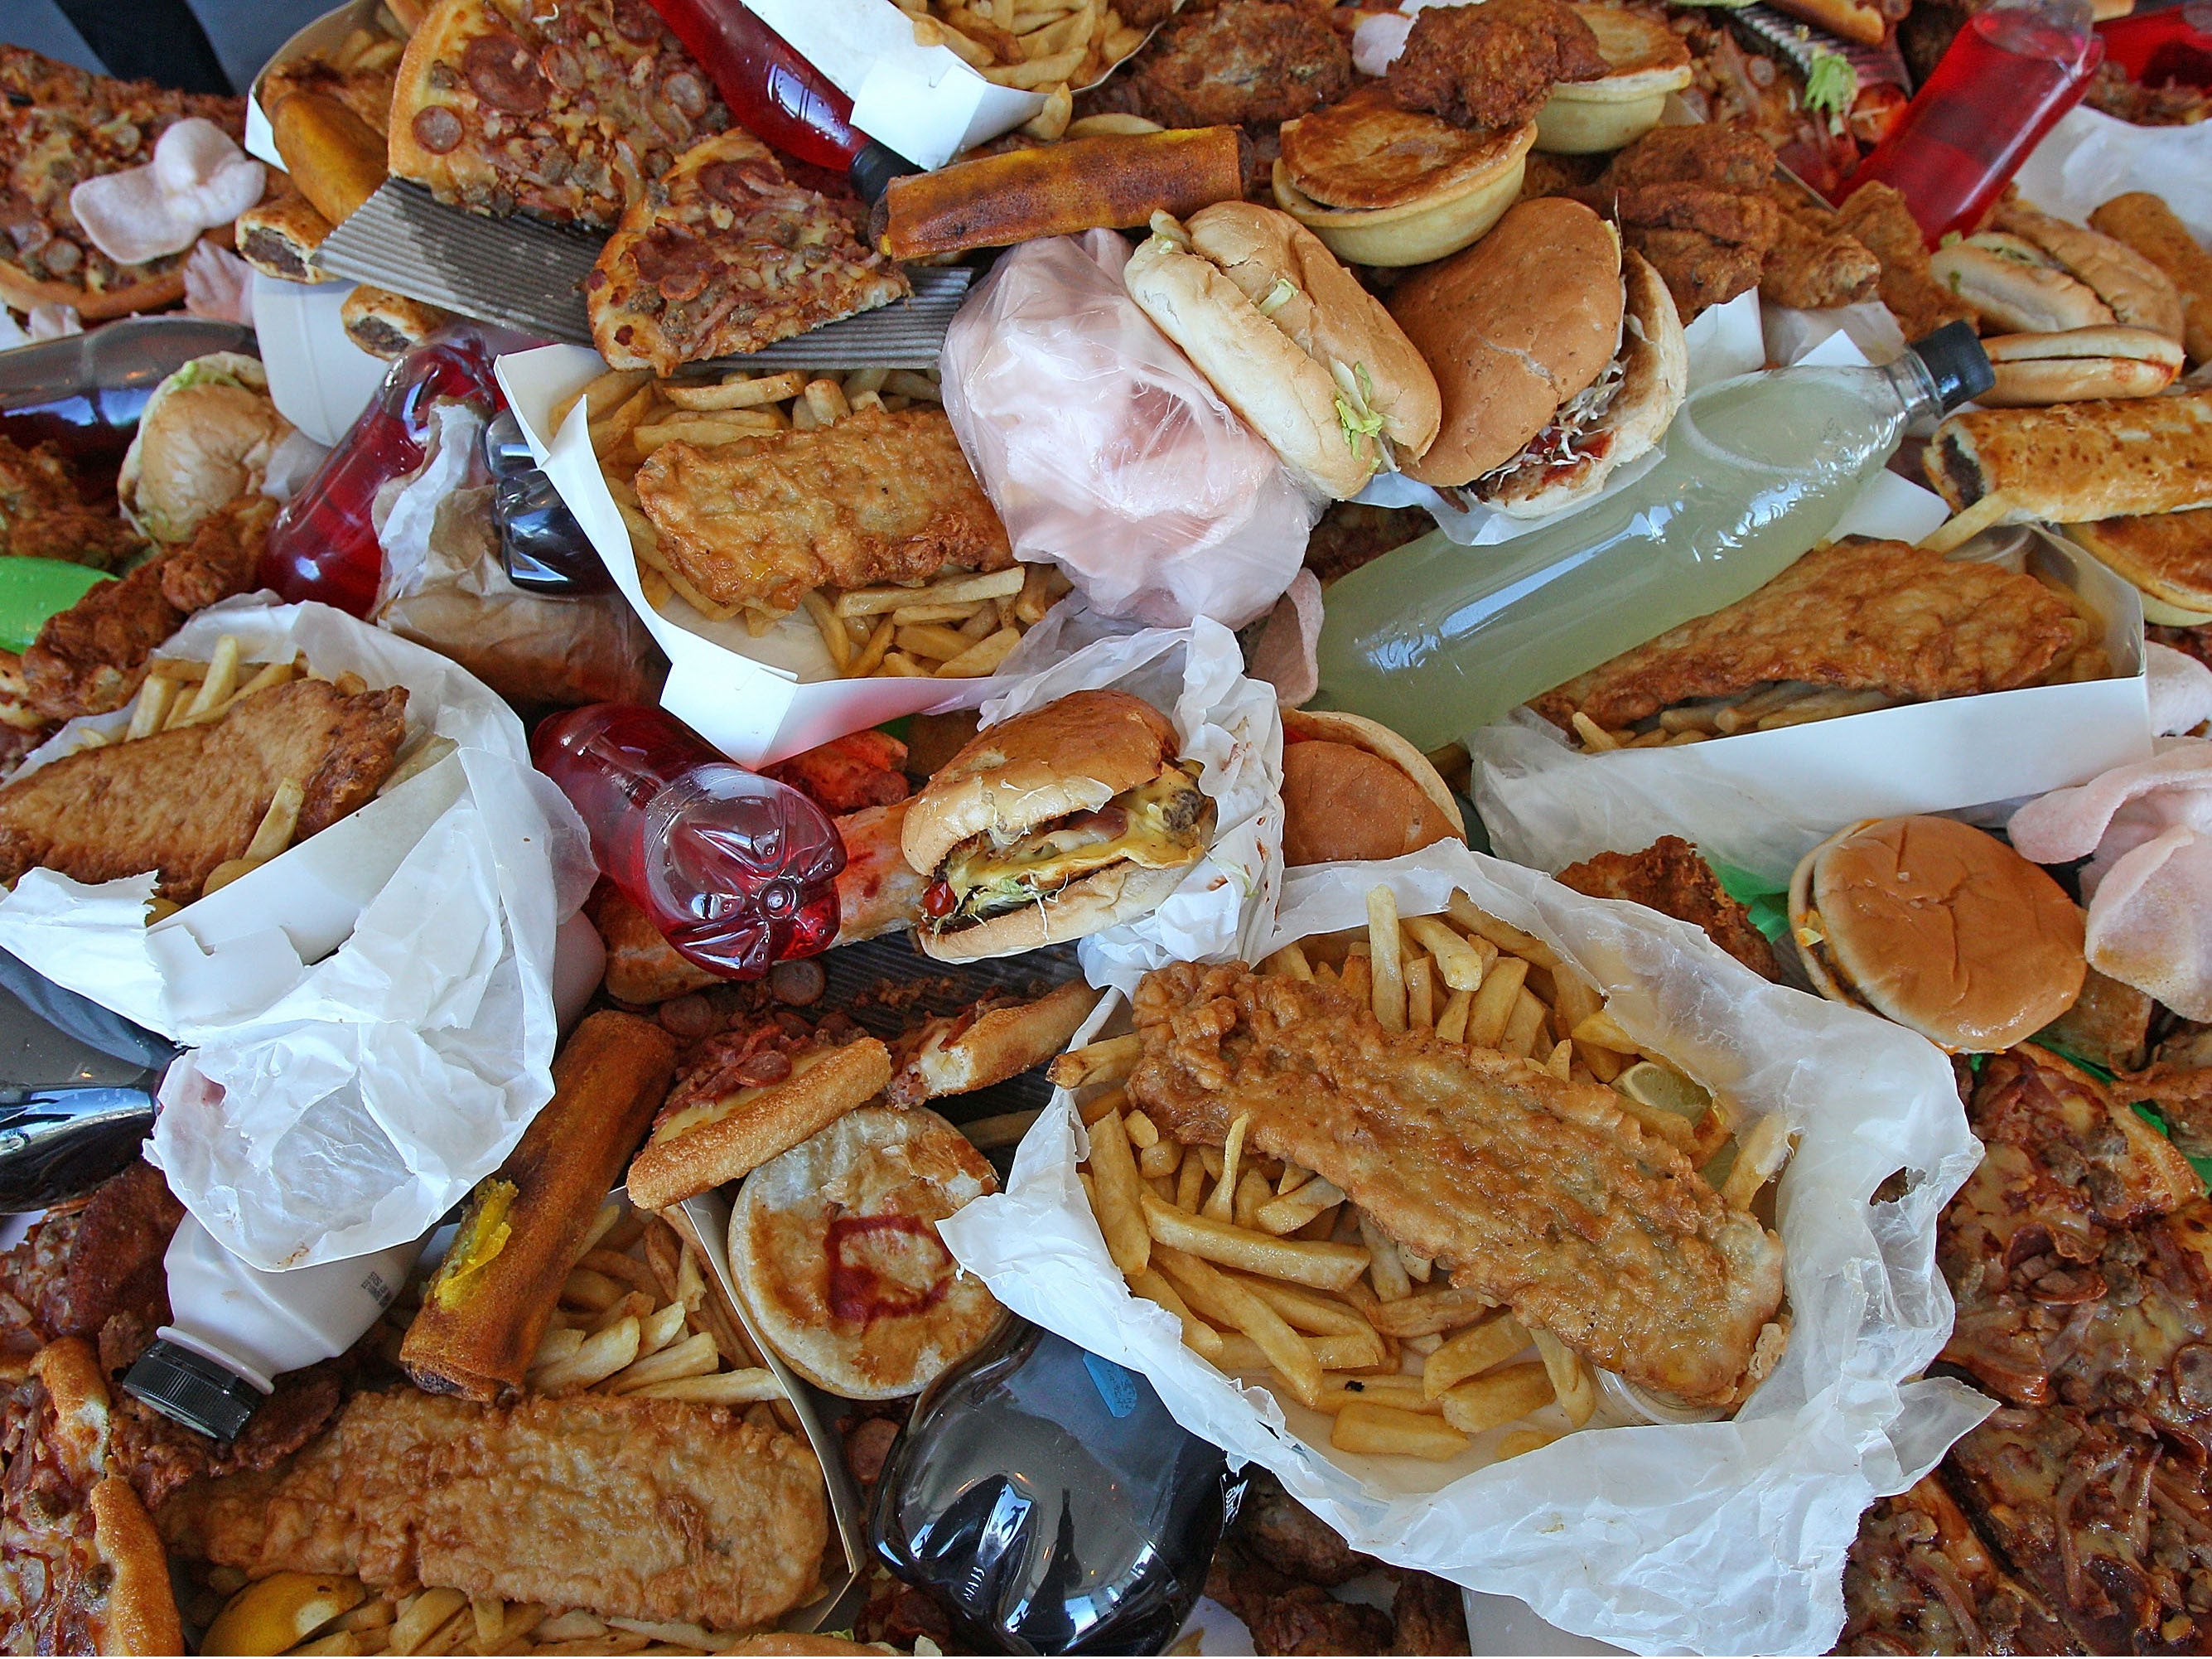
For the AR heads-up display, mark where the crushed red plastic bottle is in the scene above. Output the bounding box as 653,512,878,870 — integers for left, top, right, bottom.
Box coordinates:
645,0,868,172
533,704,843,979
258,328,505,617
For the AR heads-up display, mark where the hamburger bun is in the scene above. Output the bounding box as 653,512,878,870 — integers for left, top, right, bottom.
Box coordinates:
1929,235,2117,335
2090,192,2212,365
115,354,293,544
1535,7,1694,155
1788,815,2085,1052
1124,203,1442,496
729,1105,1003,1400
1280,706,1462,864
1992,196,2187,345
1389,198,1625,488
2064,508,2212,624
1980,325,2185,406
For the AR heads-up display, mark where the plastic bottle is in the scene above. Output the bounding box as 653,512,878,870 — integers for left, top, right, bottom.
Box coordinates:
645,0,918,201
123,1217,424,1440
258,327,505,618
1838,0,2103,244
2098,2,2212,92
483,409,607,595
1313,323,1993,752
870,1319,1235,1655
533,704,844,979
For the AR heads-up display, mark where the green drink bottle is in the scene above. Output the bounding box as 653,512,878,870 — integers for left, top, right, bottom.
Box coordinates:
1313,323,1993,752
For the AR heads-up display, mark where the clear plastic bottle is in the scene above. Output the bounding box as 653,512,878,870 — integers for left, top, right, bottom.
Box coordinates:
1312,323,1992,752
532,704,844,979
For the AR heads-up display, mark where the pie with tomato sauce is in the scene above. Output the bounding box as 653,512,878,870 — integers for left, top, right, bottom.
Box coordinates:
388,0,730,229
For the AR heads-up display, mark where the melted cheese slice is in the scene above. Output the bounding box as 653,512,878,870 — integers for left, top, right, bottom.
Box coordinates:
944,767,1209,912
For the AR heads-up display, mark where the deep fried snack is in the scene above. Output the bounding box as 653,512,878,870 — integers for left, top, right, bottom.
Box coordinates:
2092,191,2212,365
156,1390,828,1632
885,979,1103,1109
1123,0,1351,128
0,1162,181,1361
1126,963,1787,1405
1597,123,1775,191
1387,0,1608,133
0,677,408,901
1531,537,2079,733
402,1012,679,1402
0,437,143,568
1574,127,1780,319
1833,181,1977,339
1556,837,1780,981
1759,190,1881,311
634,407,1013,619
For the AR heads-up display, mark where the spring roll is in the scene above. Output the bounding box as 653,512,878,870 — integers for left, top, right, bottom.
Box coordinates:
400,1011,679,1401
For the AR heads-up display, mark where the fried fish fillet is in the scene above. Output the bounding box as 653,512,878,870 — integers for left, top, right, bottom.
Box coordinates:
635,406,1013,619
157,1390,828,1632
0,676,408,901
1531,537,2080,732
1127,964,1787,1405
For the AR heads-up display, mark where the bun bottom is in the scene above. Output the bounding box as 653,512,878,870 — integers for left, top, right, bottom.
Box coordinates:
918,859,1196,963
1984,356,2179,406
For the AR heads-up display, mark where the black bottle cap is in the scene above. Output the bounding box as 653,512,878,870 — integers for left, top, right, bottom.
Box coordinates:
848,140,922,208
123,1339,261,1442
1910,320,1995,413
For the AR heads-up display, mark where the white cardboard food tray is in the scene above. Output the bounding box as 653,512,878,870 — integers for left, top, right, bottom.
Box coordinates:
249,273,388,447
499,343,1021,765
244,0,383,172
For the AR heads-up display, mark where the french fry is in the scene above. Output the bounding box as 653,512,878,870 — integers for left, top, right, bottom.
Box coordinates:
659,370,804,410
1919,488,2012,554
896,622,974,661
1085,1110,1151,1275
1501,989,1551,1059
1153,1246,1322,1405
1142,1192,1369,1291
1310,1375,1440,1415
1722,1112,1793,1211
1404,956,1434,1029
835,567,1024,617
389,1589,469,1657
1571,711,1620,752
800,591,851,670
1357,1210,1412,1302
1331,1400,1471,1461
1065,112,1165,137
1233,1167,1273,1231
1366,887,1407,1033
1465,955,1529,1050
125,675,177,740
1252,1176,1343,1236
1123,1110,1161,1149
1260,942,1313,981
630,1367,784,1404
1497,1428,1558,1460
1531,1328,1596,1428
1547,1037,1574,1080
1434,985,1473,1045
1203,1111,1249,1221
529,1316,640,1394
1422,1312,1529,1398
1174,1150,1206,1213
983,43,1084,84
1371,1280,1494,1338
1048,1033,1142,1088
1211,1329,1387,1373
1078,1084,1127,1125
1437,1362,1555,1436
1446,892,1559,970
1227,1271,1374,1337
605,1330,719,1393
1128,1264,1225,1359
181,636,242,723
633,412,783,452
376,734,457,798
848,615,896,679
531,1326,585,1371
936,626,1021,678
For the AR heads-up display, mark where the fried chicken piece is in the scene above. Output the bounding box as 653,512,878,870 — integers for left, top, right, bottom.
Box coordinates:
1601,123,1778,191
1626,228,1765,319
1834,1473,2072,1655
2130,1033,2212,1162
1532,538,2081,733
1125,0,1351,128
1556,837,1781,981
157,494,270,614
1596,183,1780,244
1128,964,1787,1405
107,1366,348,1515
0,676,408,901
157,1389,828,1632
1303,501,1432,586
763,728,910,814
0,438,142,569
1229,1468,1374,1587
1389,1571,1472,1656
1760,193,1883,311
1518,148,1606,201
1387,0,1607,131
1206,1540,1396,1657
1833,181,1977,339
1575,128,1781,317
634,406,1013,619
0,1163,181,1359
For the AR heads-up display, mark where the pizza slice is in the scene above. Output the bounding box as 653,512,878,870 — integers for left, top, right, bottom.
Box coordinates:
588,128,911,374
1836,1473,2071,1655
0,1338,184,1654
389,0,729,229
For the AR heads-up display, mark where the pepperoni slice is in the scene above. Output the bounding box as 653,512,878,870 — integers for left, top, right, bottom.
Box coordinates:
462,32,548,116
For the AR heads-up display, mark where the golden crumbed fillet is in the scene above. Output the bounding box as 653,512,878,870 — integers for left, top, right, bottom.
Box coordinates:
0,676,408,901
1126,963,1787,1406
1530,537,2080,732
1555,836,1781,982
157,1389,828,1632
635,406,1014,618
0,437,144,569
1833,181,1978,338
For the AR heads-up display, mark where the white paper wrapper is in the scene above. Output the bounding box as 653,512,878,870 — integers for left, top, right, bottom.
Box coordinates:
1354,289,1765,547
972,617,1283,994
2016,104,2212,244
940,842,1992,1656
0,600,596,1270
1471,522,2153,888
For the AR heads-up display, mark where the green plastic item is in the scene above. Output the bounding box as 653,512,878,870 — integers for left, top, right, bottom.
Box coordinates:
1702,853,1793,944
0,558,111,655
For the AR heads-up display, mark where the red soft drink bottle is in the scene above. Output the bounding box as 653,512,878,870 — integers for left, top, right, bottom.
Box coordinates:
645,0,917,200
1838,0,2103,245
533,705,843,979
258,327,505,617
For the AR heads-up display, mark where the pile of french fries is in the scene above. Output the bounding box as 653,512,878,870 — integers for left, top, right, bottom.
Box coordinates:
69,637,453,912
892,0,1154,140
566,364,1069,676
1053,886,1794,1464
178,1197,791,1657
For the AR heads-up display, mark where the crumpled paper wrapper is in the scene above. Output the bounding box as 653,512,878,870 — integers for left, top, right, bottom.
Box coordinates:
941,842,1991,1655
0,599,596,1270
974,616,1282,994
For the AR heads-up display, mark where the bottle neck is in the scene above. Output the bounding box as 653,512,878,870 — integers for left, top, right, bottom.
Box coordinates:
1880,351,1945,427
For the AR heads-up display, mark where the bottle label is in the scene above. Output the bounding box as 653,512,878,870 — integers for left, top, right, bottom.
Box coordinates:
1083,1352,1140,1419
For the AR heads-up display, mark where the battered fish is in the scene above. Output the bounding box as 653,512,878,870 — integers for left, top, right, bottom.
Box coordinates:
157,1390,828,1632
1127,965,1786,1405
1532,537,2081,732
0,676,408,901
635,405,1013,619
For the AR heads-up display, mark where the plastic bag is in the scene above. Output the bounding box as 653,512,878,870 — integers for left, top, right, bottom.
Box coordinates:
0,599,596,1270
941,230,1317,631
940,841,1990,1655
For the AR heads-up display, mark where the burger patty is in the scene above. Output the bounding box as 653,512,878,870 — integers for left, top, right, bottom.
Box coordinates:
927,764,1212,929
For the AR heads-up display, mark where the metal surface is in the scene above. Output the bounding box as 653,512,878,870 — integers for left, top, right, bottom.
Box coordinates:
316,181,971,366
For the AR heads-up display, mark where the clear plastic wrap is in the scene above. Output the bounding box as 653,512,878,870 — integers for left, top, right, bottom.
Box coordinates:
941,230,1318,631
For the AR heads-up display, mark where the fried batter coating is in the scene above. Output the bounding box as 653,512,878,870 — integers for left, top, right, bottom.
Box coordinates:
1556,836,1781,981
0,437,142,569
1126,0,1351,128
1386,0,1607,132
1575,126,1780,318
1760,189,1882,311
1833,181,1977,339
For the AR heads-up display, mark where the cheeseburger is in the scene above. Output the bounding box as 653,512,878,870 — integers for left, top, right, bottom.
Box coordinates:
1789,815,2085,1052
1388,197,1688,517
1281,706,1463,865
1124,201,1442,499
902,689,1215,961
